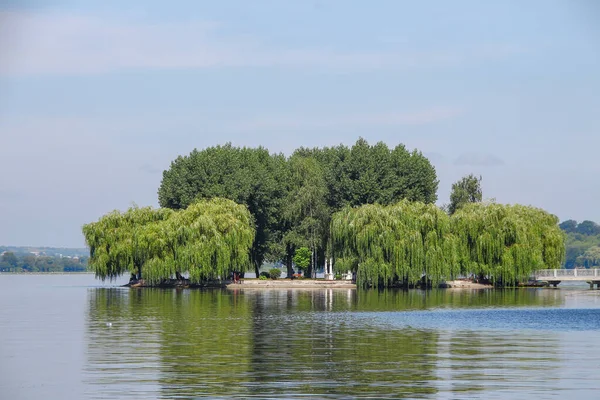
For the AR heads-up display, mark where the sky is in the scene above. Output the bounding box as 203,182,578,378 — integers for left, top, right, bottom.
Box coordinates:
0,0,599,248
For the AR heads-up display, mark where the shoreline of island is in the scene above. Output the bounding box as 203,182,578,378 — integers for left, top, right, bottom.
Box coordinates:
123,278,502,290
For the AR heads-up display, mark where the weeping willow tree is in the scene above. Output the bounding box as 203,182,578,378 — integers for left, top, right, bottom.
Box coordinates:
452,202,565,285
331,200,460,288
331,200,565,288
82,198,255,285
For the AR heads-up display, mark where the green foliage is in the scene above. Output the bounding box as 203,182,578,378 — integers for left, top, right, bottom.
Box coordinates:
268,268,282,280
559,219,578,233
157,144,289,275
0,250,87,273
258,275,268,280
575,220,600,236
294,138,439,209
448,174,482,215
560,220,600,268
576,246,600,268
332,200,457,288
1,252,18,267
157,139,440,279
282,155,330,276
331,200,565,288
82,198,255,284
293,247,311,270
452,203,565,285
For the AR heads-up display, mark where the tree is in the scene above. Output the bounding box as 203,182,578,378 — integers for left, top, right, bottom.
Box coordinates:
294,138,439,209
292,247,311,273
331,200,565,288
332,200,459,288
282,156,329,278
1,252,18,268
576,246,600,268
575,220,600,236
82,198,255,284
451,203,565,284
448,174,482,215
561,221,600,268
158,144,288,278
559,219,578,234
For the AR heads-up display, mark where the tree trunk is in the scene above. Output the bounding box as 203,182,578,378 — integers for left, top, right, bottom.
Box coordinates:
254,262,260,279
135,261,142,280
286,246,293,279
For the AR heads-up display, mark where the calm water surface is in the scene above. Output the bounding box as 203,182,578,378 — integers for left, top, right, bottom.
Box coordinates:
1,274,600,399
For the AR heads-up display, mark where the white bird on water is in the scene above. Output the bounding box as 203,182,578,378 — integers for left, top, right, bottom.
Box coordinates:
106,322,112,327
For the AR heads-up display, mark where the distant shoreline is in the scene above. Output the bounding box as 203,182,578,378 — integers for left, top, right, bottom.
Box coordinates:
0,271,93,275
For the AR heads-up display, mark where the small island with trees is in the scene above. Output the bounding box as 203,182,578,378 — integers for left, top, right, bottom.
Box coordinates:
82,139,566,289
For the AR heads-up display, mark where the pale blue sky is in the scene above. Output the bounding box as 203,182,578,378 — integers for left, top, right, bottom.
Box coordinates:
0,0,599,247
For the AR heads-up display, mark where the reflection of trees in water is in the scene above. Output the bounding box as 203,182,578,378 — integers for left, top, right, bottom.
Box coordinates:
86,288,564,398
354,288,563,311
435,330,561,397
85,289,164,397
86,288,253,399
154,288,253,398
245,289,440,398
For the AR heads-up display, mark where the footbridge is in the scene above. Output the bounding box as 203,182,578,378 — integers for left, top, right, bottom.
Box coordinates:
533,268,600,288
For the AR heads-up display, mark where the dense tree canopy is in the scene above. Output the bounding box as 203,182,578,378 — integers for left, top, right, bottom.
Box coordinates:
560,219,600,236
82,198,255,284
158,144,288,277
294,138,439,209
560,220,600,268
452,203,565,285
158,139,439,277
331,201,565,288
281,155,329,277
86,139,568,288
332,200,459,288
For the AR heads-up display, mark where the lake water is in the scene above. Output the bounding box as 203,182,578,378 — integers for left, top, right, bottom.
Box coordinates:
1,274,600,399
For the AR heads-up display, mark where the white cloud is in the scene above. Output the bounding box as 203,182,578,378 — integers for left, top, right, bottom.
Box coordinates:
0,11,522,76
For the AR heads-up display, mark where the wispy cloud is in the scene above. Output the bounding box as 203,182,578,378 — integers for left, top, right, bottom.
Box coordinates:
454,153,505,167
0,11,523,76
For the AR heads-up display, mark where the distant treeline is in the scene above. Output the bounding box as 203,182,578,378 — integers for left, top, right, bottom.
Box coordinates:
560,220,600,269
0,247,88,273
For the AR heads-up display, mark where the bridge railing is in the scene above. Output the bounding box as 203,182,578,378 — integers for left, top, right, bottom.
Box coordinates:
534,268,600,279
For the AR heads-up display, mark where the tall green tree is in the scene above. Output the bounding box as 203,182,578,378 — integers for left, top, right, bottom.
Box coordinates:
294,138,439,209
158,144,288,277
448,174,482,215
282,156,329,278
